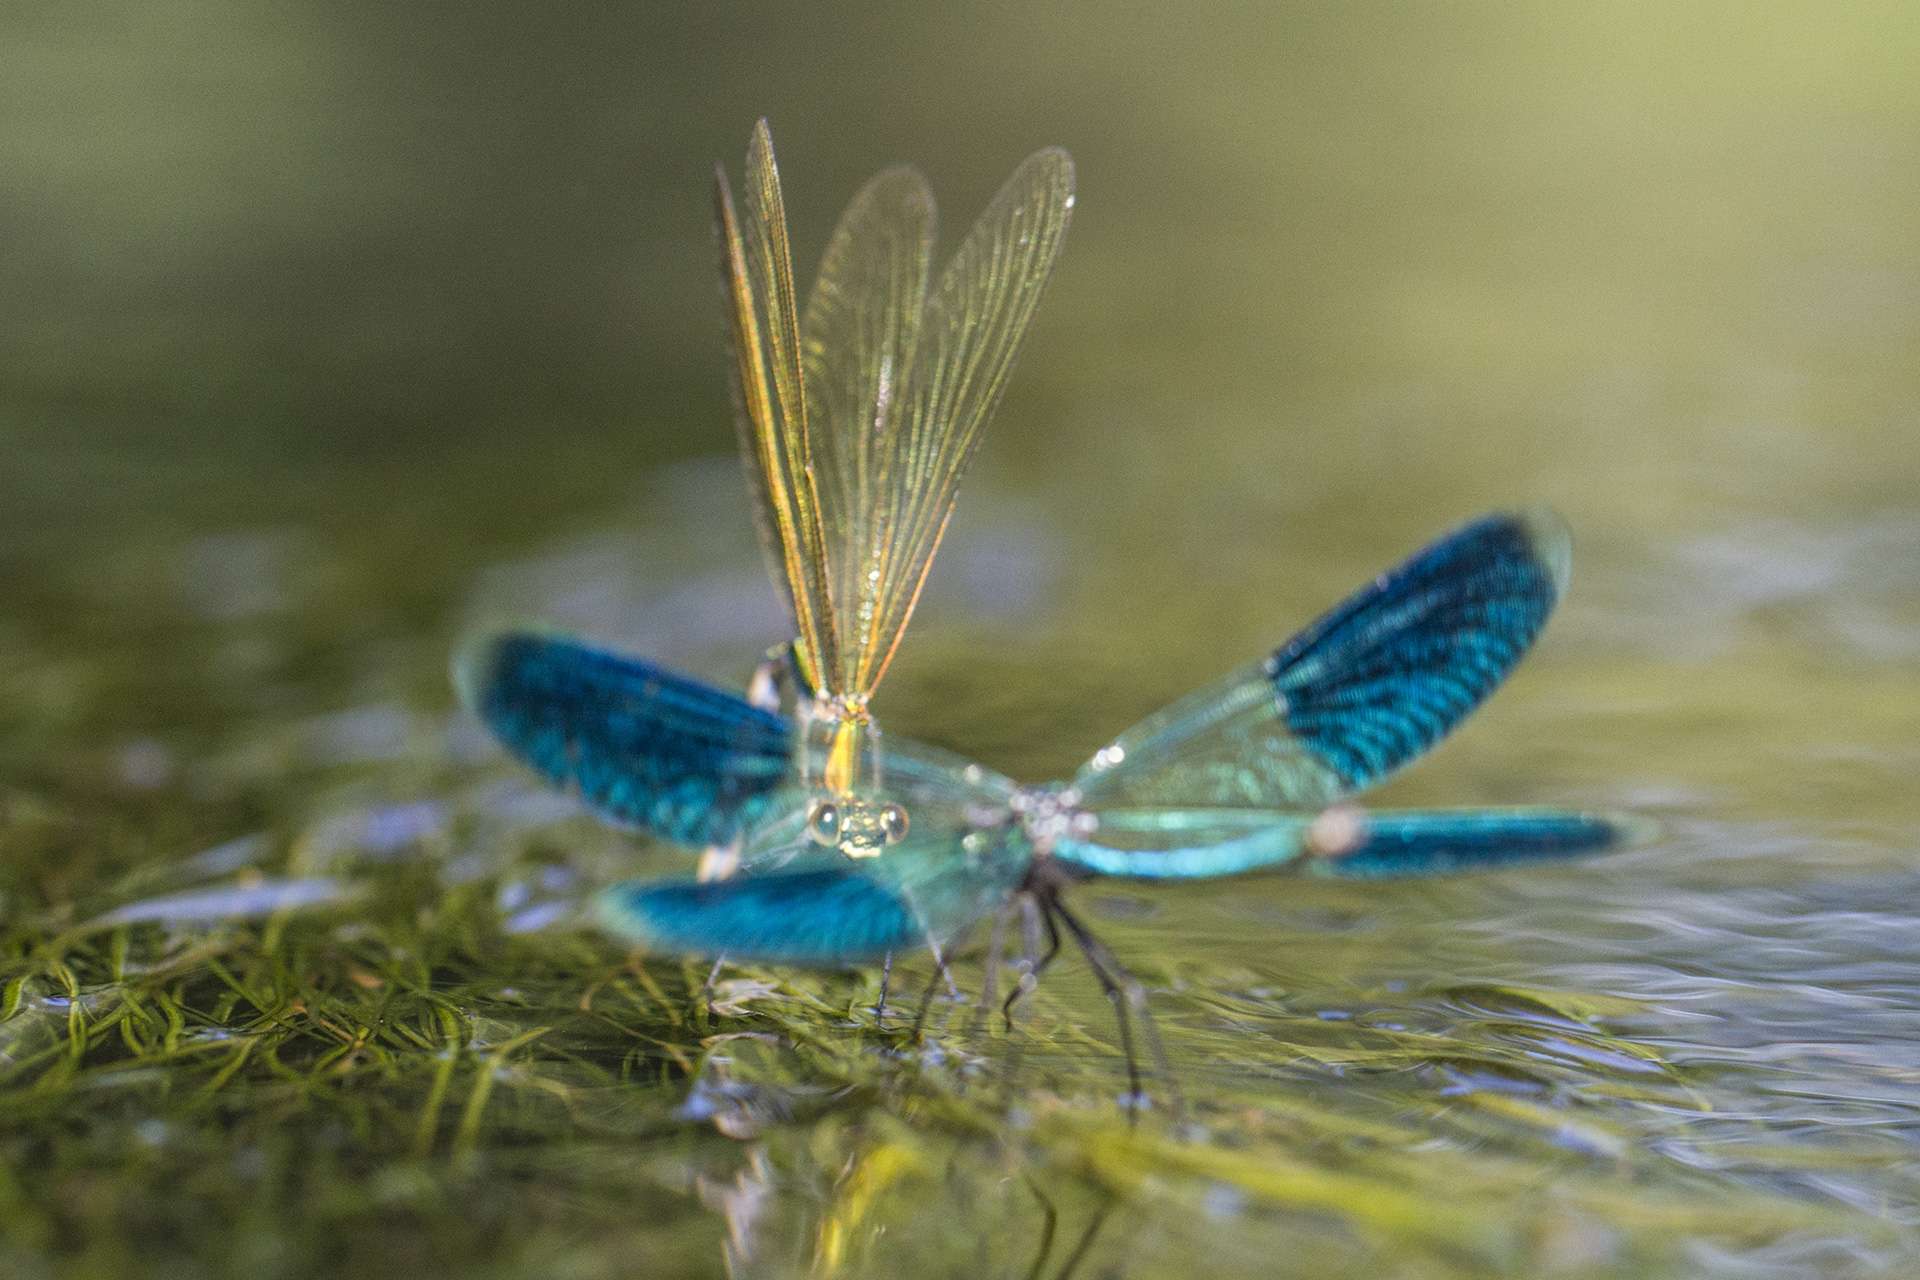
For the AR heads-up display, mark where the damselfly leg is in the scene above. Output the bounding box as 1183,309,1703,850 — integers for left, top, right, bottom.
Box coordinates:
910,925,970,1038
970,901,1014,1039
1048,892,1181,1121
873,951,894,1023
1003,893,1061,1030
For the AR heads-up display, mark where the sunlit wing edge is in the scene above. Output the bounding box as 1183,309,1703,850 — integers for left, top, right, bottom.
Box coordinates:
715,120,838,692
801,165,937,693
855,146,1076,697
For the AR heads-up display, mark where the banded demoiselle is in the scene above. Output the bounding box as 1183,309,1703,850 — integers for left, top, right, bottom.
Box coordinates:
456,123,1639,1103
712,119,1073,856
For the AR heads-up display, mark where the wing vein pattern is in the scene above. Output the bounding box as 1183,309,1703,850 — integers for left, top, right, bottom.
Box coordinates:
719,121,1073,701
1073,510,1572,812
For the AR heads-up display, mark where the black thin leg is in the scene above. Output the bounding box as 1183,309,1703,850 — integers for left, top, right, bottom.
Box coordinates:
1018,910,1064,1021
910,963,946,1038
970,904,1012,1039
874,951,894,1024
995,897,1042,1102
1037,911,1063,978
910,927,969,1038
1052,897,1143,1111
1055,908,1182,1121
1004,895,1063,1030
1050,896,1184,1121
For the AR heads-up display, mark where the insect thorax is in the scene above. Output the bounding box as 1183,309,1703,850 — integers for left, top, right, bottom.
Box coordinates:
796,699,910,859
1009,782,1098,858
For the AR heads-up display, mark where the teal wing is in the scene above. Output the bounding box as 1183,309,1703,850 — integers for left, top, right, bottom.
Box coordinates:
598,860,932,965
1302,809,1640,879
1052,808,1317,880
455,629,792,847
595,727,1024,966
1054,807,1639,881
596,825,1030,966
1071,510,1572,813
455,628,1016,856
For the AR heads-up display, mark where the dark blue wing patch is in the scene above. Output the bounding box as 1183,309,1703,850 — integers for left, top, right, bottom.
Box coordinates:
455,630,792,847
1270,510,1569,792
1312,810,1628,880
597,868,920,965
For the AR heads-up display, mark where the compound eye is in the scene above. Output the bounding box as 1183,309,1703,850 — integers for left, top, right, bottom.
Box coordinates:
806,801,841,846
881,804,910,845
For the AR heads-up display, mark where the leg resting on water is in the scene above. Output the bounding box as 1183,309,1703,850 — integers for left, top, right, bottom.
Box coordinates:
1050,896,1181,1119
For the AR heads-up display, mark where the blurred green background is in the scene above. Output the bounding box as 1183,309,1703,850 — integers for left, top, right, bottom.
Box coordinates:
11,3,1916,545
4,3,1920,1279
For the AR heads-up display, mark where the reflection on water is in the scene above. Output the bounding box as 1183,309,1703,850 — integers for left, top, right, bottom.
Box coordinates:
4,1,1920,1276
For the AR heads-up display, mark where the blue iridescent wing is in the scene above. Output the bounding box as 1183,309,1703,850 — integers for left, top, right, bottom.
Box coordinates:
1053,806,1638,881
454,629,792,847
598,862,930,964
1072,510,1572,812
572,699,1023,965
1052,808,1316,879
1302,809,1638,880
598,757,1027,966
597,828,1030,965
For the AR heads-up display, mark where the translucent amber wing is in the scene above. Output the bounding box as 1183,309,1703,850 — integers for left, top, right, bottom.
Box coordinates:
849,148,1076,697
800,167,936,692
715,120,837,691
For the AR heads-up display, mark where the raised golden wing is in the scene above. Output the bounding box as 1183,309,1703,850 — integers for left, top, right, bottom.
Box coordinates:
841,148,1076,699
717,124,1074,711
799,167,937,700
715,120,837,693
